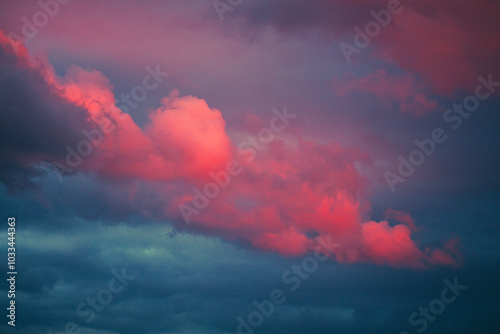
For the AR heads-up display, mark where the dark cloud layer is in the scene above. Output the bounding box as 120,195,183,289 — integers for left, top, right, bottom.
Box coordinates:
0,43,89,193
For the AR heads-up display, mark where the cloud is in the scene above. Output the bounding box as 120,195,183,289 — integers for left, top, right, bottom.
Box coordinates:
384,208,416,231
224,0,500,96
0,30,460,269
333,70,438,116
146,90,232,180
175,134,460,268
0,31,90,192
7,218,495,334
375,2,500,95
0,41,233,183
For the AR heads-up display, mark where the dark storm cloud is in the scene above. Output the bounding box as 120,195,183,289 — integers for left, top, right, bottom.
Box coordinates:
0,45,90,193
1,208,499,334
224,0,378,32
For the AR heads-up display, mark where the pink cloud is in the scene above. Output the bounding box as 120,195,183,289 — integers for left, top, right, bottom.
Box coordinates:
333,70,438,116
1,31,461,269
147,91,232,181
361,221,427,268
377,1,500,95
384,208,417,231
32,59,233,182
174,134,460,268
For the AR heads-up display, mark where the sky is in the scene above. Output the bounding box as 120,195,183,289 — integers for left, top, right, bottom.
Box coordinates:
0,0,499,333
